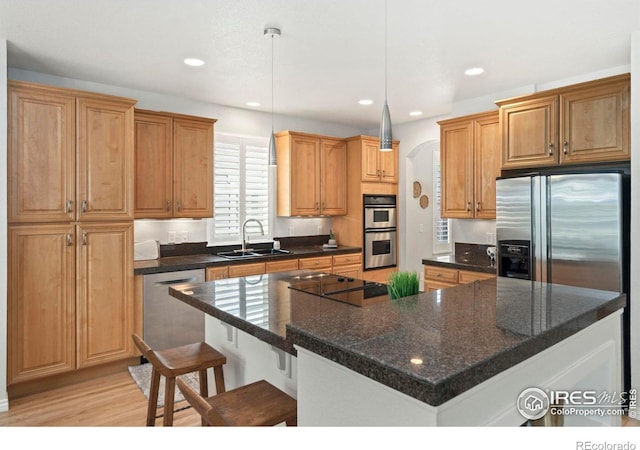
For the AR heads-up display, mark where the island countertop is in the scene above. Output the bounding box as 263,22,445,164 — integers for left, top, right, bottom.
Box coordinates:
168,271,625,407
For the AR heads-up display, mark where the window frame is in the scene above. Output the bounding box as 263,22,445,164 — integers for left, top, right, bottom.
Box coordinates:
433,148,452,254
207,133,274,246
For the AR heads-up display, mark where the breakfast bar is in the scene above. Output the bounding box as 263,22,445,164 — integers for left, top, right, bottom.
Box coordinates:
168,271,626,426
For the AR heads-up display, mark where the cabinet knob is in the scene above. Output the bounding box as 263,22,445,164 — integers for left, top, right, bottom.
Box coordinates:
466,202,471,212
66,233,73,246
166,200,171,211
82,231,87,246
377,169,381,177
476,202,481,211
548,143,554,155
81,200,87,213
176,201,182,211
563,141,568,155
382,170,386,178
66,200,73,213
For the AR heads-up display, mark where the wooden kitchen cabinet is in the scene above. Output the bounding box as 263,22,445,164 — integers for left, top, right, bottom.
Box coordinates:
8,81,135,223
439,110,500,219
228,262,266,277
76,222,134,368
497,73,630,169
134,109,216,218
7,222,133,383
298,256,333,271
353,135,398,183
423,265,496,291
332,253,363,279
206,266,229,280
275,131,347,216
266,258,299,274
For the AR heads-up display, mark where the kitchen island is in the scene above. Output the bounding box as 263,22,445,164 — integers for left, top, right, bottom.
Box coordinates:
168,271,626,426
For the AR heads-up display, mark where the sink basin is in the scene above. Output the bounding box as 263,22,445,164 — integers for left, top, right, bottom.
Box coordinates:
216,249,292,259
216,251,258,259
249,248,292,256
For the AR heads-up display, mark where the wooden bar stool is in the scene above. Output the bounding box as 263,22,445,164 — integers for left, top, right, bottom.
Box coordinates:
176,378,297,426
131,334,227,426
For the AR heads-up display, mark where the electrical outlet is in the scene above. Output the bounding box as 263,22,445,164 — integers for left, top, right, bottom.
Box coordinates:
288,227,295,236
168,231,176,244
177,231,189,243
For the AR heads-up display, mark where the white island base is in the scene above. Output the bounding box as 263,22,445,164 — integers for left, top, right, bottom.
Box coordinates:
205,310,623,427
296,310,623,426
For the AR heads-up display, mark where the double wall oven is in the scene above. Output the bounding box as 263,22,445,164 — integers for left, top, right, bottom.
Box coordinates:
363,194,397,271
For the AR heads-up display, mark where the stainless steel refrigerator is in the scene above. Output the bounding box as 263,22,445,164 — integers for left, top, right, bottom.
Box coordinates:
496,170,630,389
496,172,626,292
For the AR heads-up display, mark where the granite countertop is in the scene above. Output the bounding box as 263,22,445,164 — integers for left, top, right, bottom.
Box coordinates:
169,270,626,406
134,244,362,275
422,242,497,274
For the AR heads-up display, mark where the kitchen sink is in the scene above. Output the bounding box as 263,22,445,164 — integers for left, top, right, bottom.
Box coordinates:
216,249,292,259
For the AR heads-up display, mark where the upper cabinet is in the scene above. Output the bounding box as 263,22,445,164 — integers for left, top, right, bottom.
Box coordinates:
8,81,136,223
275,131,347,216
357,136,398,183
134,109,216,219
438,111,500,219
497,74,630,170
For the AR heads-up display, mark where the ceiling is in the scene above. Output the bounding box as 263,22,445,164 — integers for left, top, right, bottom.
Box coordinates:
1,0,639,129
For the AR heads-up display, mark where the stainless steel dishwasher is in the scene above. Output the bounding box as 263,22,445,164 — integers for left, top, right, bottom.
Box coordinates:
143,269,205,350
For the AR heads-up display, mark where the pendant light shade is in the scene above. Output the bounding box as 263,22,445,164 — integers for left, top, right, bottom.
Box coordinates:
379,0,392,152
265,27,281,166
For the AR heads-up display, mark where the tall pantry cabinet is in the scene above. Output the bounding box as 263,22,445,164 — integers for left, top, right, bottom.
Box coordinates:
7,81,136,386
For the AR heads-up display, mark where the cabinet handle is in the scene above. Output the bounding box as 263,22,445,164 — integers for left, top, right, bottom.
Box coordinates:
166,200,171,211
377,169,381,177
66,233,73,246
176,201,182,212
82,231,87,246
476,202,481,211
315,202,319,209
382,170,386,178
548,143,554,155
66,200,73,213
563,141,568,155
81,200,87,213
466,201,471,212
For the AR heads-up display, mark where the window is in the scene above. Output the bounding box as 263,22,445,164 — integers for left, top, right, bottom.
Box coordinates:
208,134,272,244
433,149,452,254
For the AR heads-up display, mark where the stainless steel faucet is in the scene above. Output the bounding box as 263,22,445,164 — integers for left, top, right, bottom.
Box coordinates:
241,218,264,252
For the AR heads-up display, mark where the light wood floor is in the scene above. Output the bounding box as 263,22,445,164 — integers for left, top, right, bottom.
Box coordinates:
1,368,639,427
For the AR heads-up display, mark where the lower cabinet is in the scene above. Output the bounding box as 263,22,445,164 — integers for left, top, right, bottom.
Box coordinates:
363,267,397,284
228,262,266,278
206,265,229,281
331,253,363,279
298,256,332,271
423,265,496,292
266,258,299,274
8,222,134,385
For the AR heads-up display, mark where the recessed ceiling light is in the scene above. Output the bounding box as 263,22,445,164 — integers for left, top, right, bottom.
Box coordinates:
247,101,261,107
184,58,205,67
464,67,484,76
358,99,373,105
409,111,423,117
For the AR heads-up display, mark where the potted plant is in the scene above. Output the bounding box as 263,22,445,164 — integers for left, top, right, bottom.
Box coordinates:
387,271,420,300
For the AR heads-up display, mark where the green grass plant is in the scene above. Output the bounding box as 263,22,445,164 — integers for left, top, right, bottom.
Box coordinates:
387,271,420,300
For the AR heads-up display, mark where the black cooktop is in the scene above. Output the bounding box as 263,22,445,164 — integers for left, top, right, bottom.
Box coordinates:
287,273,389,307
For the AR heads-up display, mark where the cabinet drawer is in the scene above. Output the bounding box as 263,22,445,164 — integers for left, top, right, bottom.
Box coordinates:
332,253,362,267
332,264,361,279
424,266,459,284
206,266,229,281
299,256,332,270
266,258,299,274
458,270,496,284
424,280,458,291
228,262,266,278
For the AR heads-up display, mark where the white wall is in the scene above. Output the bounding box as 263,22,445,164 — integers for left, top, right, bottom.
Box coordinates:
1,38,8,412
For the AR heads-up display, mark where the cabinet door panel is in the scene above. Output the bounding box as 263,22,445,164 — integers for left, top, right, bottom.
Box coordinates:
8,225,76,384
290,136,321,215
501,96,557,169
134,113,173,218
361,140,381,182
379,143,398,183
77,97,134,220
320,139,347,215
173,118,214,218
76,222,133,368
440,121,473,218
9,85,75,223
474,115,500,219
560,82,630,164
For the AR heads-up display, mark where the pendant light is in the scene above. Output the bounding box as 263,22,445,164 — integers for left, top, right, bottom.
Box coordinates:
379,0,393,152
265,27,281,166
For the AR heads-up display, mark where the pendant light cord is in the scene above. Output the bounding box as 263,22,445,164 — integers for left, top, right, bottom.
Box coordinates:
384,0,387,101
271,34,274,133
